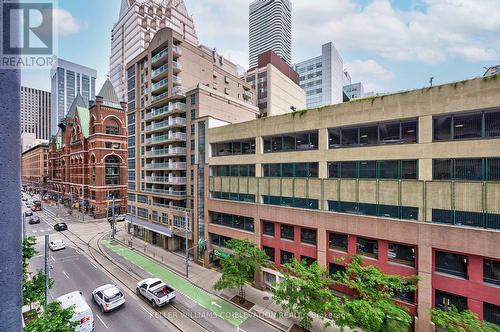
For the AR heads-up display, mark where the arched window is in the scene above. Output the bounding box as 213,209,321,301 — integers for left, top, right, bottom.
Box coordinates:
105,155,120,185
105,118,120,135
90,116,96,135
90,156,96,186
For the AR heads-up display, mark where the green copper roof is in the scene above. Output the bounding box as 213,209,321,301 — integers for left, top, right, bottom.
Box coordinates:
76,106,90,138
66,93,87,119
98,79,121,109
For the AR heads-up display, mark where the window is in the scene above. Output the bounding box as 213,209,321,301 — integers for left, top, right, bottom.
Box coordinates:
433,158,488,180
395,290,415,303
356,237,378,258
329,233,347,251
301,228,316,245
106,125,119,135
484,259,500,285
212,139,255,156
105,156,120,185
301,256,316,266
211,165,255,177
329,119,418,148
328,200,418,221
190,94,196,105
263,246,275,262
263,221,275,236
210,212,254,232
388,243,415,267
434,109,500,141
484,302,500,326
280,224,294,240
432,208,500,230
435,290,467,312
210,191,255,203
453,113,482,139
485,110,500,138
263,195,319,210
329,263,346,276
280,250,295,264
435,251,468,278
262,163,318,177
263,131,319,153
328,160,418,180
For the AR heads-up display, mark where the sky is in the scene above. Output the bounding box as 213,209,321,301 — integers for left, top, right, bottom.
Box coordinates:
22,0,500,94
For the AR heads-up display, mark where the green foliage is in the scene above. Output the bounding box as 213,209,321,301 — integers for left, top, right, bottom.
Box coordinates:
213,239,269,299
24,301,78,332
273,259,341,330
23,270,53,307
432,306,500,332
22,236,37,280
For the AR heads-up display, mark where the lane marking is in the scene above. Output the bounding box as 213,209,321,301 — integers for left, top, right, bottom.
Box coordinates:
211,301,221,308
51,256,56,262
138,303,153,317
96,314,109,329
90,262,97,269
63,271,69,279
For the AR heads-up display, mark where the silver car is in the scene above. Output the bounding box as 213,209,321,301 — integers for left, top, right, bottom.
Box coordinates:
92,284,125,313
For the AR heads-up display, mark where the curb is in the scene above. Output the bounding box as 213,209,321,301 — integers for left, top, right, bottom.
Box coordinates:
109,236,287,332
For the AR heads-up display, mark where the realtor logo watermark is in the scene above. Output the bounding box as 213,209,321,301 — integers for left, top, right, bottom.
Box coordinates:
1,0,57,69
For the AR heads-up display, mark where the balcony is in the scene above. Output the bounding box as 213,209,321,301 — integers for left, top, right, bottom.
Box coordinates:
172,61,182,73
152,78,168,93
172,86,186,98
144,187,186,197
145,176,186,185
172,75,182,86
145,147,187,157
152,91,168,103
170,102,186,112
172,45,182,57
243,90,252,99
152,48,168,65
144,162,187,170
145,132,187,145
145,102,186,121
145,117,187,133
152,64,168,80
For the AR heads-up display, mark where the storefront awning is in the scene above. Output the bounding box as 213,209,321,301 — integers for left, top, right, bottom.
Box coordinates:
126,215,173,237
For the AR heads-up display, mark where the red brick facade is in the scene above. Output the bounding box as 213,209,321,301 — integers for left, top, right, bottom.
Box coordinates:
48,83,127,218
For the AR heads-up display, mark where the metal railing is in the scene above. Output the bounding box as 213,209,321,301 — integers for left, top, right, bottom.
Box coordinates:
144,187,186,196
145,176,186,185
152,91,168,102
151,48,168,63
144,162,187,170
152,64,168,78
152,78,168,91
145,147,187,157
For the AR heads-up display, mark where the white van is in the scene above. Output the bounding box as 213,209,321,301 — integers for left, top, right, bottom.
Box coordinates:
49,239,66,251
57,291,94,332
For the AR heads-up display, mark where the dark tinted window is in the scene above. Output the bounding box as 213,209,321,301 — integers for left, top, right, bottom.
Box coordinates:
280,224,294,240
342,128,359,146
388,243,415,267
359,126,378,145
356,237,378,258
434,116,452,141
435,290,468,312
487,158,500,181
329,263,346,276
453,113,482,139
484,259,500,286
300,256,316,266
485,111,500,138
484,302,500,326
263,131,319,153
433,159,452,180
280,250,295,264
435,251,468,278
454,158,482,180
300,228,317,245
263,246,275,262
329,233,347,251
359,161,377,178
378,160,399,179
263,221,275,236
212,139,255,156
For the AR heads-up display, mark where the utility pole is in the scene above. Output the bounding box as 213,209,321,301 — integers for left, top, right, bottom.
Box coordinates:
429,76,434,87
81,184,85,222
185,211,189,278
110,192,116,240
44,234,49,310
22,212,25,239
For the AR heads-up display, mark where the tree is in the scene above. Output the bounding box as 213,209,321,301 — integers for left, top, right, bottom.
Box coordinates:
24,301,78,332
23,270,54,310
22,236,37,280
431,306,500,332
273,259,342,331
331,255,418,332
213,239,269,300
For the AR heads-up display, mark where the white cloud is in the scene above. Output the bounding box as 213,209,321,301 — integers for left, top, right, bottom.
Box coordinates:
53,9,84,37
344,59,395,92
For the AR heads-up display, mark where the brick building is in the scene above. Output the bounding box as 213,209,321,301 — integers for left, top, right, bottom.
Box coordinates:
206,77,500,330
21,143,49,191
48,79,127,218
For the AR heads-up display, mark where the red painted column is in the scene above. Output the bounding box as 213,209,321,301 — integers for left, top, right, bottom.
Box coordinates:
379,240,388,264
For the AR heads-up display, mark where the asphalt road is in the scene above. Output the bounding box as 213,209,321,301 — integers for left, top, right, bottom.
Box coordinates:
29,242,171,332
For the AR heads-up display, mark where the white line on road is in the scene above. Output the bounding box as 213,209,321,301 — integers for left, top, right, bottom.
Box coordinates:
51,256,56,262
63,271,70,279
90,262,97,269
138,303,153,317
96,314,109,329
211,301,221,308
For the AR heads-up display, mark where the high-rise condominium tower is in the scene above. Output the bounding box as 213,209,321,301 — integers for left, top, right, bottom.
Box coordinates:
249,0,292,68
20,86,51,141
110,0,198,102
50,58,97,136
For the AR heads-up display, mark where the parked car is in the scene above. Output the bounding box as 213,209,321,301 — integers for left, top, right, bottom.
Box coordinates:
49,239,66,251
24,211,33,217
28,216,40,224
25,202,31,208
54,222,68,231
92,284,125,313
57,291,94,332
136,278,175,307
107,215,126,223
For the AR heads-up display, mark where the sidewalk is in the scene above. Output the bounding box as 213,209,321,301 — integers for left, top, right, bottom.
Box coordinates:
114,231,341,332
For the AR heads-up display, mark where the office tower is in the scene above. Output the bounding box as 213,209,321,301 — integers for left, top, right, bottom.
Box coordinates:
343,82,365,100
242,50,305,117
48,80,127,218
205,77,500,331
20,86,51,140
110,0,198,102
249,0,292,68
484,65,500,77
126,28,258,261
294,42,344,108
50,58,97,135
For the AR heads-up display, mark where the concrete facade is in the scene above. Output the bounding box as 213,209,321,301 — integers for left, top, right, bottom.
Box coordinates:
205,77,500,330
21,143,49,189
126,27,259,263
20,86,51,141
